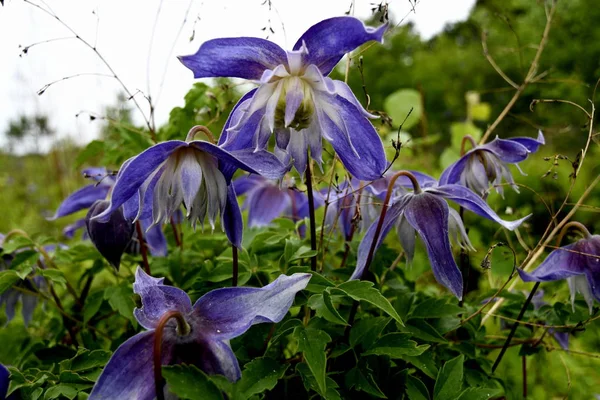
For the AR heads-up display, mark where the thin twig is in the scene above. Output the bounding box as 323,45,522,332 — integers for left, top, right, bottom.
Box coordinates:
479,0,557,144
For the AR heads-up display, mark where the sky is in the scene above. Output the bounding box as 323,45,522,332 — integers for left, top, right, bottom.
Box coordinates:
0,0,475,153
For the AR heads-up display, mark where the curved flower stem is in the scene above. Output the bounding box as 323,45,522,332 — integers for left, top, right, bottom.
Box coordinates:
359,171,421,281
135,221,151,275
345,171,421,336
232,245,239,287
305,155,318,272
555,221,592,244
186,125,216,143
491,281,540,373
154,311,191,400
460,135,477,156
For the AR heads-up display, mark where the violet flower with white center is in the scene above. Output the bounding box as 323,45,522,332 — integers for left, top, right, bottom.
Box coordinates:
439,131,545,196
93,126,287,248
179,17,388,180
50,167,167,257
518,224,600,314
89,267,311,399
233,174,322,228
350,171,530,299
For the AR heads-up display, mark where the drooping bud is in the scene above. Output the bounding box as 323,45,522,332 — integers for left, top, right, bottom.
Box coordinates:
86,200,134,270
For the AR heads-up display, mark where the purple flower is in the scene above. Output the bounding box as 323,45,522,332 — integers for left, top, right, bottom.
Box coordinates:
0,364,8,399
92,129,287,248
518,233,600,314
50,168,167,257
86,200,135,270
233,174,320,228
89,268,311,399
179,17,388,180
351,172,530,299
440,131,545,196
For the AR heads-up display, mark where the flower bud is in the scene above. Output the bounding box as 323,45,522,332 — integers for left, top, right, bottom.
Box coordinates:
86,200,134,270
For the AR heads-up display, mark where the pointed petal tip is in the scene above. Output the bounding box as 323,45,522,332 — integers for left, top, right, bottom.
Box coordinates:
537,130,545,144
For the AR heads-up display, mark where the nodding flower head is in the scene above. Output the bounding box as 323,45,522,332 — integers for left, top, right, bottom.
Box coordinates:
179,17,388,180
519,226,600,314
440,131,545,196
93,129,287,248
351,171,530,299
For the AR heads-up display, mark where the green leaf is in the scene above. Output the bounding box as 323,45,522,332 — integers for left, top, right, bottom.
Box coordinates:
294,326,331,395
83,290,105,323
330,281,403,325
406,375,431,400
163,364,223,400
104,284,136,325
349,317,391,349
1,236,34,254
410,298,463,319
289,246,317,262
304,271,336,294
8,250,39,275
0,270,20,295
39,269,67,286
383,89,423,130
296,363,341,400
456,388,502,400
44,384,78,400
402,320,448,343
363,333,430,358
403,354,439,379
59,348,111,373
232,357,288,400
346,366,387,398
308,292,348,325
433,355,464,400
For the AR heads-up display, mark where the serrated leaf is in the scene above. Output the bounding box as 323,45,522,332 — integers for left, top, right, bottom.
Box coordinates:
410,298,463,319
294,326,331,395
163,364,223,400
8,250,39,272
308,293,348,325
433,355,464,400
364,333,429,358
456,388,502,400
232,357,288,400
349,317,391,349
330,281,403,325
406,375,430,400
0,270,20,295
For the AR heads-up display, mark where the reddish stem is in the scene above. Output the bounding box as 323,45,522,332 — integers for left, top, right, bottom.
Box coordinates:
153,311,190,400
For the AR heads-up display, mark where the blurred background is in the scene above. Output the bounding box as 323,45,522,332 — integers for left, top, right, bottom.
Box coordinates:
1,0,599,397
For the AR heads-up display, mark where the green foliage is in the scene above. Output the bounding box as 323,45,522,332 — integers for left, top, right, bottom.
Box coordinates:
2,1,600,399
